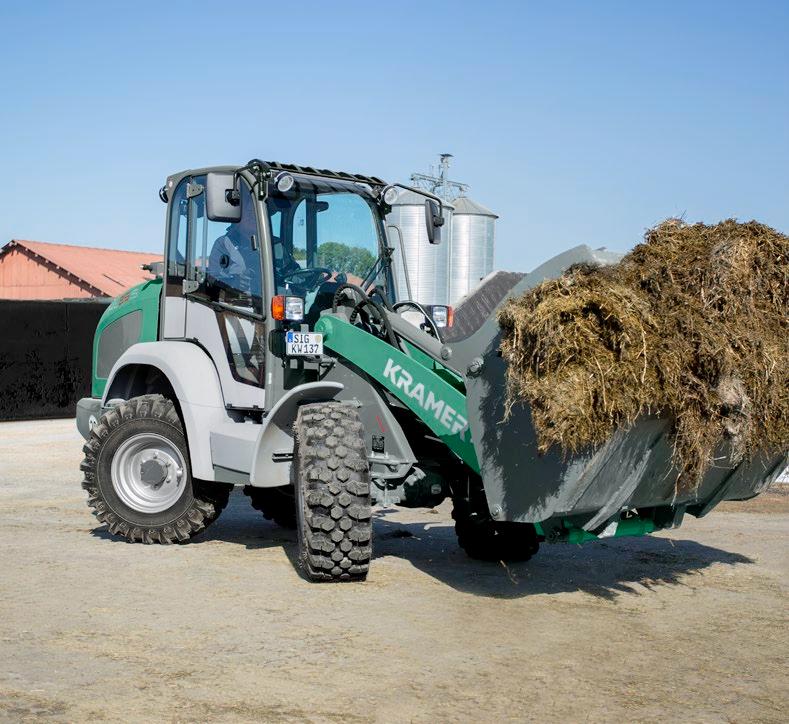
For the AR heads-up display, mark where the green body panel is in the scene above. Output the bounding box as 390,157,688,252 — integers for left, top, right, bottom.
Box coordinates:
316,316,480,473
91,278,162,398
558,517,657,544
402,341,465,392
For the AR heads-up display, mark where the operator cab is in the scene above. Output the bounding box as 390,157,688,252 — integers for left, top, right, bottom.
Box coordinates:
159,161,444,413
265,176,393,327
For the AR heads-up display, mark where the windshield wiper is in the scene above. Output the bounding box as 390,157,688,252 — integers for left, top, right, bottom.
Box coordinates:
359,246,393,291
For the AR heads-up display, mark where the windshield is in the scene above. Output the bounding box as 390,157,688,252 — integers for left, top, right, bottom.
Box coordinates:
266,178,388,319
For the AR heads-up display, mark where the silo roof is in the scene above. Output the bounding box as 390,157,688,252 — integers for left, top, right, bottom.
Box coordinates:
390,189,454,210
451,196,498,218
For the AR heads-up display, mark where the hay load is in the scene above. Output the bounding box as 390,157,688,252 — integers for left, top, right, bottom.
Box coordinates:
499,219,789,488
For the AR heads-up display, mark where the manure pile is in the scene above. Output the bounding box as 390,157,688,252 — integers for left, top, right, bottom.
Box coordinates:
498,219,788,487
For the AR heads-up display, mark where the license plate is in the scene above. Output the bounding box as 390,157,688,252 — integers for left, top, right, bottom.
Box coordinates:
286,331,323,356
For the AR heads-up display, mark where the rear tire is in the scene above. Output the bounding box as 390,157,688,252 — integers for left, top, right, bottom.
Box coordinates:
80,394,230,543
293,402,372,582
243,485,297,529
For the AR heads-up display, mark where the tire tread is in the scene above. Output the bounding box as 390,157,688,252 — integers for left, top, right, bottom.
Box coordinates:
80,394,230,544
294,403,372,582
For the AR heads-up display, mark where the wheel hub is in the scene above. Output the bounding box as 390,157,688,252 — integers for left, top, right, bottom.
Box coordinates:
111,433,186,513
139,455,170,487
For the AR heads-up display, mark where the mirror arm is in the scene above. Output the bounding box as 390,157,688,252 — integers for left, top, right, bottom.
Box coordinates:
392,182,444,218
236,159,272,201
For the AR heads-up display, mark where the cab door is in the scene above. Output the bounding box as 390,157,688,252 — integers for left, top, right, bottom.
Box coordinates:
163,176,267,410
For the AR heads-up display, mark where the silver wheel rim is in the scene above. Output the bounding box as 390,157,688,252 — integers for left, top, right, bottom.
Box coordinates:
111,432,187,514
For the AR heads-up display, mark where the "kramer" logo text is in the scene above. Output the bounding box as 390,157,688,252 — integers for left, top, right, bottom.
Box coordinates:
383,358,468,439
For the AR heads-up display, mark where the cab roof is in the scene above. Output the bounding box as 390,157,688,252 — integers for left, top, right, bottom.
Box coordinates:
165,160,388,195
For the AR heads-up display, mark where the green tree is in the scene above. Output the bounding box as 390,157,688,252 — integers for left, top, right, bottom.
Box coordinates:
317,242,376,278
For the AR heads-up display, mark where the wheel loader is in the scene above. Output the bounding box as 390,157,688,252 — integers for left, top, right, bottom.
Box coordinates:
76,159,787,582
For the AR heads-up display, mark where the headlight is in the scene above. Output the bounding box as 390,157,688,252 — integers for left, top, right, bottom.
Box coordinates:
271,295,304,321
431,305,453,328
285,296,304,321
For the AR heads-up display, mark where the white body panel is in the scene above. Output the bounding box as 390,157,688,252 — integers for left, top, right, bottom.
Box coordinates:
162,296,186,338
210,422,260,474
102,341,231,481
250,382,343,487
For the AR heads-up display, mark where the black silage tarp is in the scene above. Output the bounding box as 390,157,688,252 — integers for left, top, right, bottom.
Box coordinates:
0,299,108,420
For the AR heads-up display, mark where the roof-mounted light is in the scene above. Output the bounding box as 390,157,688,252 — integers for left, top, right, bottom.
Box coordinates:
275,172,295,193
382,185,399,205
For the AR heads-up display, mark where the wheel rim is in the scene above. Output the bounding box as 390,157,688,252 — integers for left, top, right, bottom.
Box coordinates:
111,433,187,514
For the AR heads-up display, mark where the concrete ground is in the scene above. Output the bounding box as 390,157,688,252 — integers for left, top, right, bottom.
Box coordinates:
1,419,787,723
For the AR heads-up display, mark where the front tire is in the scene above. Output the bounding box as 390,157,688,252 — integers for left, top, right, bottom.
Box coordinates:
452,480,539,562
453,516,540,562
293,402,372,582
80,394,230,543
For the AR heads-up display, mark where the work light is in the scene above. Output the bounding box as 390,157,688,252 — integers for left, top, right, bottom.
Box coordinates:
382,186,399,205
275,172,295,193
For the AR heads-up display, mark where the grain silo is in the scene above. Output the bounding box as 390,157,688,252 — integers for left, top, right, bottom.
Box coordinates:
448,196,497,303
391,154,497,306
386,190,453,305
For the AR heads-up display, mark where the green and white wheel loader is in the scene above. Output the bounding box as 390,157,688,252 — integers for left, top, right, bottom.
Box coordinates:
76,160,786,581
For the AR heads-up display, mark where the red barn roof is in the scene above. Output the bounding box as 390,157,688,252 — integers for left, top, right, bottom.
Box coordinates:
0,239,162,299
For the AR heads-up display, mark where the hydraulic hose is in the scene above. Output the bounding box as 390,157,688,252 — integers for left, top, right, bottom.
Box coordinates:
331,282,370,313
367,285,394,311
350,298,399,348
331,282,399,348
392,300,442,341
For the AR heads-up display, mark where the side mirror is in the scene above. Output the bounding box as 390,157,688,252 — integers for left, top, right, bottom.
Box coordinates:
425,199,444,244
141,260,165,278
206,172,242,222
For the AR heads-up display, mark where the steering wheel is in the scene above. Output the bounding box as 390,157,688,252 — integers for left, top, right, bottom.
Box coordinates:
282,267,332,292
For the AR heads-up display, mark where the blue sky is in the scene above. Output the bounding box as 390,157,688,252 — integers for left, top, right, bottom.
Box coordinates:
0,1,786,272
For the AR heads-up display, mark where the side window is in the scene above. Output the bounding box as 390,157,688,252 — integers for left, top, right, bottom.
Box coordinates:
269,208,282,238
166,181,188,290
189,181,262,316
188,179,265,388
292,200,307,267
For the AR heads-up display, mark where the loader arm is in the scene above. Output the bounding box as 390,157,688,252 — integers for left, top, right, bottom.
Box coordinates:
315,315,479,472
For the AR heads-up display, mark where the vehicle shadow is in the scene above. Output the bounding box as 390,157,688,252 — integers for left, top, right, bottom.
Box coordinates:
89,490,296,552
92,493,755,599
369,513,754,600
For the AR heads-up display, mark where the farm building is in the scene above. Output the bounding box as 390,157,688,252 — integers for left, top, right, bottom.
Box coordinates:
0,239,160,300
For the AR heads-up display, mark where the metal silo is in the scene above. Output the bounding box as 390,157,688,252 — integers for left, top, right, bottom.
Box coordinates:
448,196,497,304
386,190,453,306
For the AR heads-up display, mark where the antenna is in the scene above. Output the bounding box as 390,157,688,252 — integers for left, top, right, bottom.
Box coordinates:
410,154,469,201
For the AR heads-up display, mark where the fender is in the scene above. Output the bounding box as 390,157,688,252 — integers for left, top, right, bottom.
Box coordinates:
102,341,228,481
249,382,344,487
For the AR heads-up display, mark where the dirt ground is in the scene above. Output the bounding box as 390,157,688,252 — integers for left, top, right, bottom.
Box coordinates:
1,419,787,723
